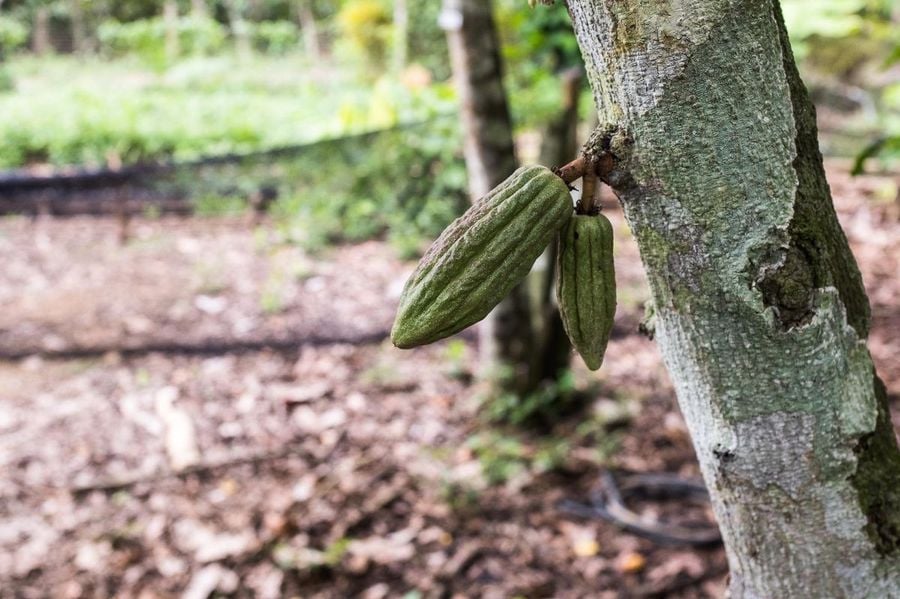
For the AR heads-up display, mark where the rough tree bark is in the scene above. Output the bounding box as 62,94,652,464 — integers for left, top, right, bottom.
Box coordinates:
565,0,900,595
441,0,544,395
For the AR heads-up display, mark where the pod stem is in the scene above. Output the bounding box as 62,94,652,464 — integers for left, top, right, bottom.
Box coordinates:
578,157,599,215
555,125,624,215
555,156,586,184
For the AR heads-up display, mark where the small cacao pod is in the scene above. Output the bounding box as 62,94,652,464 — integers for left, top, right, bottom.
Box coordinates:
391,165,573,349
556,213,616,370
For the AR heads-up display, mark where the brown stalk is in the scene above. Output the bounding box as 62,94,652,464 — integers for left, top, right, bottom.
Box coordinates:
555,155,586,184
578,157,599,215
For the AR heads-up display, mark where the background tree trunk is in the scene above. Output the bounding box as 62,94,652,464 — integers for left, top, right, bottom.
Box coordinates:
565,0,900,595
191,0,208,19
296,0,321,60
225,0,252,59
441,0,541,396
392,0,407,72
163,0,180,62
31,5,51,55
69,0,86,54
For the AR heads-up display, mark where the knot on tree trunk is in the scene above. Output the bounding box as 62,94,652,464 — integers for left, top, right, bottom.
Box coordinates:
755,246,815,329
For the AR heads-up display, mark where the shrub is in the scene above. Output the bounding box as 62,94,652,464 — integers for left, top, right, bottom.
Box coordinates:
272,117,467,256
251,21,300,55
336,0,392,74
0,67,14,94
98,16,226,69
0,16,28,56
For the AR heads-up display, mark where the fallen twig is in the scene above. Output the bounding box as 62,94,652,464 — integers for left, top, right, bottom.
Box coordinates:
0,330,393,362
558,469,722,547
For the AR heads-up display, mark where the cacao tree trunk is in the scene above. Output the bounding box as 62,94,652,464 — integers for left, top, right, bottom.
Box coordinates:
565,0,900,595
442,0,541,396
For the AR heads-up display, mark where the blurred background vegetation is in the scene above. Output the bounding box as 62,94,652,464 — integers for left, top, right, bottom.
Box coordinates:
0,0,897,256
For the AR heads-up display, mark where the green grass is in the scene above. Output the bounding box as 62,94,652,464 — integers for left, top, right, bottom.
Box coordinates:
0,54,454,169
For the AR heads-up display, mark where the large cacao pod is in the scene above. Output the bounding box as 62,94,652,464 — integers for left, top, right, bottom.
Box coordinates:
391,165,573,349
556,213,616,370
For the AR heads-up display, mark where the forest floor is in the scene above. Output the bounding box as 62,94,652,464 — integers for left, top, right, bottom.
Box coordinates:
0,161,897,598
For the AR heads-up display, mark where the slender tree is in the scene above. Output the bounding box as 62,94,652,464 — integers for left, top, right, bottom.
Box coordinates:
0,0,5,84
163,0,179,61
190,0,208,18
296,0,321,59
31,2,51,55
563,0,900,595
392,0,407,72
69,0,86,53
225,0,252,58
442,0,535,395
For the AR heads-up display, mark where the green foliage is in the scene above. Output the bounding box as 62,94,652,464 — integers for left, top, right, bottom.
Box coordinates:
250,20,300,55
495,0,586,130
781,0,898,64
781,0,866,52
193,193,248,216
335,0,392,74
0,50,463,254
852,135,900,175
466,432,529,485
0,84,287,166
0,16,28,55
0,68,14,93
272,114,467,256
499,0,581,70
98,16,227,69
406,0,449,80
781,0,899,169
0,55,449,169
438,478,481,513
465,431,571,485
441,339,471,381
483,370,580,427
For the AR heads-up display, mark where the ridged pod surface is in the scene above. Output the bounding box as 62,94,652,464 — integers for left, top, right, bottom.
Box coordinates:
557,213,616,370
391,165,573,349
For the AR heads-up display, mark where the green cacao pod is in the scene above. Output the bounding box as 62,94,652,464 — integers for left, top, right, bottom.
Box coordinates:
556,213,616,370
391,165,573,349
